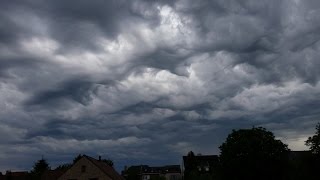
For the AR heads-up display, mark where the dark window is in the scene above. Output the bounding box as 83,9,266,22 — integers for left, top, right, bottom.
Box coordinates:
81,165,86,173
89,178,98,180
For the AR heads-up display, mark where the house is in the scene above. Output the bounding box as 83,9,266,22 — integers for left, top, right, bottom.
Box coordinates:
41,169,66,180
57,155,124,180
1,171,30,180
183,154,219,173
182,153,220,180
140,165,181,180
160,165,181,180
122,165,181,180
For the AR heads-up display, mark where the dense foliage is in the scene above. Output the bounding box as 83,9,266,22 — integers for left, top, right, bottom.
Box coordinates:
305,123,320,155
30,158,50,180
219,127,289,180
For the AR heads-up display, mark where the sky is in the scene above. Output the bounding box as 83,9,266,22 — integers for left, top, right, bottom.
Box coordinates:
1,0,320,173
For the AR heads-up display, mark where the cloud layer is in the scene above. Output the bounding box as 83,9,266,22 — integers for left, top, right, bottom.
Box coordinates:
1,0,320,172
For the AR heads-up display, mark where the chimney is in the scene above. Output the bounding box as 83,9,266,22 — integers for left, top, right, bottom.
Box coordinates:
98,156,101,161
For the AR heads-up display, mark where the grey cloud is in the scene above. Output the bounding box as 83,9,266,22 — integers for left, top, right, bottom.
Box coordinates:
1,0,320,173
25,78,98,107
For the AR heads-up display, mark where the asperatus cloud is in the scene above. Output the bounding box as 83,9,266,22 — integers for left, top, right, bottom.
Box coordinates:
0,1,319,180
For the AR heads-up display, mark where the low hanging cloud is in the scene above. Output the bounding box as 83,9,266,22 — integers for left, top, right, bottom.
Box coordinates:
1,0,320,172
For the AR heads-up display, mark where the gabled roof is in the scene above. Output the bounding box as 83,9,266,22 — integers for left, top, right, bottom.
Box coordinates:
83,155,124,180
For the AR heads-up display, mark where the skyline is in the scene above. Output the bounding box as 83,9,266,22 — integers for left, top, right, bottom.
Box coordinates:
1,0,320,173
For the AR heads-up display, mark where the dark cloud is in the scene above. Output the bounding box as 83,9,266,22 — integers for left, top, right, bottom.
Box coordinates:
1,0,320,173
25,79,97,107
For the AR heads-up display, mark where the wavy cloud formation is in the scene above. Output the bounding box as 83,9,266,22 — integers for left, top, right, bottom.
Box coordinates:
1,0,320,172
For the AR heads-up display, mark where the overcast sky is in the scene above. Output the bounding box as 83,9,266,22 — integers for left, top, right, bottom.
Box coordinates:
1,0,320,173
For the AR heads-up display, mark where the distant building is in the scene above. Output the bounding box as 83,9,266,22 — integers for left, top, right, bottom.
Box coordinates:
1,171,30,180
57,155,124,180
122,165,181,180
182,152,220,180
140,165,181,180
41,169,66,180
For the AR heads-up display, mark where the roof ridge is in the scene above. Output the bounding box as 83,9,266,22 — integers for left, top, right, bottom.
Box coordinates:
83,155,114,180
84,155,124,180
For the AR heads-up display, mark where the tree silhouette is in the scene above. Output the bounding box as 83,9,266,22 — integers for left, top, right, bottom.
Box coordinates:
184,151,197,180
219,127,289,180
304,123,320,180
305,123,320,155
55,163,72,171
73,154,82,164
30,158,50,180
101,158,114,167
55,154,82,171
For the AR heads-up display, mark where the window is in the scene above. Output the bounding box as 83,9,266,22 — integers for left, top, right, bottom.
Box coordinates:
197,166,201,171
81,165,86,173
205,166,210,171
89,178,98,180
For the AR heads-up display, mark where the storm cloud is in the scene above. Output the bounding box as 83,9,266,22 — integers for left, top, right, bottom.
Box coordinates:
1,0,320,172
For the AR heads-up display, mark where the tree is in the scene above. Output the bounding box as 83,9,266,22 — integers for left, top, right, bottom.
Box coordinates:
184,151,199,180
55,163,72,171
219,127,289,180
305,123,320,155
304,123,320,180
123,166,142,180
73,154,82,164
101,158,114,167
54,154,81,171
30,158,50,180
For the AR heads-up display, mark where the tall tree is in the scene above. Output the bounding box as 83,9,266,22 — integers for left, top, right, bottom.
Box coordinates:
219,127,289,180
30,158,50,180
305,123,320,155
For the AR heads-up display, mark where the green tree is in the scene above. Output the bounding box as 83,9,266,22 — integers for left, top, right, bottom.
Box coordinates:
219,127,289,180
30,158,50,180
123,165,147,180
305,123,320,155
